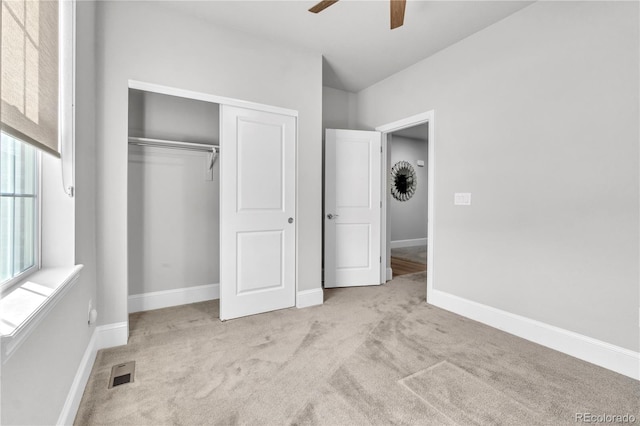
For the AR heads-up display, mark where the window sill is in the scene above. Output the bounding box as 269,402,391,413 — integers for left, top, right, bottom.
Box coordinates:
0,264,84,362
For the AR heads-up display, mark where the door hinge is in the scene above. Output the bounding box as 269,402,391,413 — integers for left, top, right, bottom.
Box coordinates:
380,201,382,208
380,256,382,263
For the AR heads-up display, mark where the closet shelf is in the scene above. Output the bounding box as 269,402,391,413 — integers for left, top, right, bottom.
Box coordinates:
128,136,219,152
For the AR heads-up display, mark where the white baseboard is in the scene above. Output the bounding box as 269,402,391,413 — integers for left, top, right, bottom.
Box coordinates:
57,320,129,425
428,289,640,380
391,238,427,249
57,329,98,426
96,321,128,350
297,288,324,308
387,267,393,281
128,283,219,313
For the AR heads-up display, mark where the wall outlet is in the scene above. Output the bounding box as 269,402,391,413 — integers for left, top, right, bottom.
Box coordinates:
88,299,98,326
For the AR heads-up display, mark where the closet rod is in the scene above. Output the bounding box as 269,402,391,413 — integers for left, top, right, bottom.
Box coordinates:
128,136,219,152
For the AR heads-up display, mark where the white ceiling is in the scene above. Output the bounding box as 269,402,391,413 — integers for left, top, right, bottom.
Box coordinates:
160,1,533,92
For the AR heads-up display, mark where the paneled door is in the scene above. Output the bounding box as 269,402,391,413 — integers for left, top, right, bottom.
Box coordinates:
324,129,382,288
220,105,296,320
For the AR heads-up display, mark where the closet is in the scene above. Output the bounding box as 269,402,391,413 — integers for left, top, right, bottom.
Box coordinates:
126,84,298,321
127,89,220,313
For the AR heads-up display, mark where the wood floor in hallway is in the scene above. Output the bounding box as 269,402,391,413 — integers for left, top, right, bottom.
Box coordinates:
391,256,426,277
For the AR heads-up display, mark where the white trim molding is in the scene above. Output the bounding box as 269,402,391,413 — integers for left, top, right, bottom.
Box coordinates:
376,111,434,133
128,80,298,117
429,289,640,380
386,267,393,281
296,288,324,309
96,322,128,350
1,265,84,362
376,110,435,303
57,330,98,426
58,319,129,425
390,238,427,249
128,284,219,314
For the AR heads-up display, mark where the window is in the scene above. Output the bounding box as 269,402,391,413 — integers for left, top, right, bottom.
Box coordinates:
1,0,71,294
0,1,78,353
0,132,38,291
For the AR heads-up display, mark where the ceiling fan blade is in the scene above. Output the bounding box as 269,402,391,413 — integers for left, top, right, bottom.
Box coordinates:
309,0,339,14
390,0,406,29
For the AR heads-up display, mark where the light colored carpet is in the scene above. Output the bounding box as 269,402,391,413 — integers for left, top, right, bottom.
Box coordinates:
391,246,427,265
75,272,639,425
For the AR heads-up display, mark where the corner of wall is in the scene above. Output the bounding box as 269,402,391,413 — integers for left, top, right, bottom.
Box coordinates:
296,288,324,308
347,91,358,129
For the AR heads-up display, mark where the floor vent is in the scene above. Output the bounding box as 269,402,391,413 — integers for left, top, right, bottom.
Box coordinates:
108,361,135,389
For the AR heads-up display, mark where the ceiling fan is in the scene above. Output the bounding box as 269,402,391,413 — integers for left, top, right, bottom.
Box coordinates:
309,0,407,30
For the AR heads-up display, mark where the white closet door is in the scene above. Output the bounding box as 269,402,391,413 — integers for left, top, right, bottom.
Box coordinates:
220,105,296,320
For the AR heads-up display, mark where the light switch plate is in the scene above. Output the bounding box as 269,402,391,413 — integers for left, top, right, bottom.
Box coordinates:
454,193,471,206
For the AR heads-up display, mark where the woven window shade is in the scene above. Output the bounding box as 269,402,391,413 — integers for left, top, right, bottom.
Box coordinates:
1,0,59,157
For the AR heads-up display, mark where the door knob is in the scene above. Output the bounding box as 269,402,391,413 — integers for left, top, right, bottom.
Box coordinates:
327,213,339,220
288,217,294,224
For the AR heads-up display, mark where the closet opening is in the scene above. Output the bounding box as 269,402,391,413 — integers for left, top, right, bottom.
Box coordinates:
127,88,221,318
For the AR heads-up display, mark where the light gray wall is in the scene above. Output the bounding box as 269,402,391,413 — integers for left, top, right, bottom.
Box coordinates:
94,1,322,326
357,1,639,351
41,152,75,267
389,134,428,243
1,276,94,425
1,2,99,424
128,91,220,295
322,86,357,130
128,89,220,144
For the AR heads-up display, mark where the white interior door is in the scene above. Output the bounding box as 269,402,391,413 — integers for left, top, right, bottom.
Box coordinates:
324,129,382,288
220,105,296,320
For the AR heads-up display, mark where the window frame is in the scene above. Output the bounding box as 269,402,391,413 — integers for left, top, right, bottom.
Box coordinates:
0,135,42,295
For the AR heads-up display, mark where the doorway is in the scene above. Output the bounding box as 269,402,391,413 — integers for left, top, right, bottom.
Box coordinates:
322,111,435,299
376,111,435,301
387,123,428,278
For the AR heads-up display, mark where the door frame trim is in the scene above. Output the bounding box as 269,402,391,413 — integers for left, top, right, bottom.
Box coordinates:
376,111,435,301
128,80,298,117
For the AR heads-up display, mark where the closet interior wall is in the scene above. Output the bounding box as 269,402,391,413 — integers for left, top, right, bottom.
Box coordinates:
127,89,220,307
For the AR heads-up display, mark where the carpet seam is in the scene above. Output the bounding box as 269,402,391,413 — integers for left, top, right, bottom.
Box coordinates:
397,376,461,426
